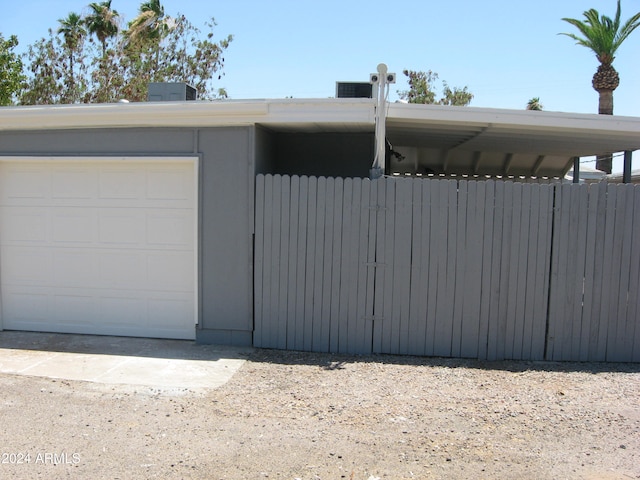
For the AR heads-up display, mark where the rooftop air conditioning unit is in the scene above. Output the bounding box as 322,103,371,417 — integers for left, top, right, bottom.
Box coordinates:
335,82,373,99
148,82,197,101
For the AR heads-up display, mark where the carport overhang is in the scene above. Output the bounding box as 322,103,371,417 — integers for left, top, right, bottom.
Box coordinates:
1,99,639,178
385,103,640,177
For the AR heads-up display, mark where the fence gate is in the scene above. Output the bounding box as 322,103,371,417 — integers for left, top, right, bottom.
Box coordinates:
254,174,558,360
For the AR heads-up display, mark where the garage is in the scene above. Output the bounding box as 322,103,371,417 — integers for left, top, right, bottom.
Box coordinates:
0,157,198,340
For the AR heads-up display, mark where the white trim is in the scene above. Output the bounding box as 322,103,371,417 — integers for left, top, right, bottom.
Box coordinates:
0,155,200,335
0,99,376,132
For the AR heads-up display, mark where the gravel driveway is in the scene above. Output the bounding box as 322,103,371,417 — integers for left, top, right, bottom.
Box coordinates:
1,349,638,479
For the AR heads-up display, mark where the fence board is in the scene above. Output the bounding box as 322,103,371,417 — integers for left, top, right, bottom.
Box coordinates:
630,188,640,362
462,181,485,358
254,175,638,362
292,176,309,351
329,178,344,352
407,180,426,356
363,179,377,354
338,178,353,353
451,181,467,358
253,174,266,348
478,181,496,360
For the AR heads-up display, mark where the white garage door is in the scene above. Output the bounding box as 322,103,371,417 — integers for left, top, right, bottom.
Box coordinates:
0,157,197,340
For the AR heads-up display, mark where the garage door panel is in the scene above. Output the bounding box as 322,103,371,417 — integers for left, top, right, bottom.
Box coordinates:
0,158,197,340
52,209,95,243
146,212,193,246
0,208,48,243
148,295,194,331
2,288,49,324
99,210,145,245
1,247,54,285
52,169,96,199
0,167,49,200
147,252,194,291
99,169,144,200
53,294,97,326
53,251,99,287
147,168,191,200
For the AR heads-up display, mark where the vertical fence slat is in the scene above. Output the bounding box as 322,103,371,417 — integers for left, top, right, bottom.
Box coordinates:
531,184,553,360
581,182,599,360
364,179,378,353
253,174,267,348
630,187,640,362
408,179,427,356
478,181,496,360
394,179,413,355
276,176,291,350
285,176,300,350
610,185,631,361
293,176,309,351
600,185,618,361
264,175,281,349
461,181,484,358
425,180,442,356
329,178,344,352
338,178,353,353
379,179,396,353
451,181,467,358
487,181,505,360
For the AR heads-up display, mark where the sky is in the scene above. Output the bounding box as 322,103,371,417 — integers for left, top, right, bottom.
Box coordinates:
2,0,639,171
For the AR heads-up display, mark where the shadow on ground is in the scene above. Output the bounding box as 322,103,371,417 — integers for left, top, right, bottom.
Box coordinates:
248,347,640,375
0,331,252,362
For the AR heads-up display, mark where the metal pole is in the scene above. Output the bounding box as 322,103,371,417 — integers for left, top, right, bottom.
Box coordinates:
370,64,395,179
572,157,580,184
623,150,632,184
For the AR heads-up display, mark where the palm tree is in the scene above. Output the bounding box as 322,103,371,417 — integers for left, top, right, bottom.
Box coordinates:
560,0,640,173
57,12,86,101
126,0,168,46
526,97,543,111
85,1,119,59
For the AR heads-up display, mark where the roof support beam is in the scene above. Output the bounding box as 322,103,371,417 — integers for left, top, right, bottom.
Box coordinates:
472,151,482,174
502,153,513,175
532,155,546,176
572,157,580,184
623,150,632,184
442,149,451,173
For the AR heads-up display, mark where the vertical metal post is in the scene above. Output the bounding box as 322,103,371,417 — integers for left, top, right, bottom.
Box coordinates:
623,150,632,184
572,157,580,184
370,64,395,180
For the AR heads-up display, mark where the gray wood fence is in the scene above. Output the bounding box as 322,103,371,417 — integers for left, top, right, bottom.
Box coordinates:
254,174,639,362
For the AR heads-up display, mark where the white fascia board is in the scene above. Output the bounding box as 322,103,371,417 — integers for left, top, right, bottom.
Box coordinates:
0,98,376,131
387,103,640,136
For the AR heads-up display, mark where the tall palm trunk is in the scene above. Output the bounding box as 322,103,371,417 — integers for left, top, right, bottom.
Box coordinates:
593,64,619,173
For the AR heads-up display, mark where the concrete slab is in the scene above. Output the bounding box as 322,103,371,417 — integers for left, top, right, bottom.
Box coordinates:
0,331,253,393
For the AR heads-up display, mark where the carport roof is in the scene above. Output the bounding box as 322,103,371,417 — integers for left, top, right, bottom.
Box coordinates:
1,99,638,176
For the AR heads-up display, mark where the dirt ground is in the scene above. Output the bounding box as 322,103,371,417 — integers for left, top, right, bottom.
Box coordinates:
0,349,639,480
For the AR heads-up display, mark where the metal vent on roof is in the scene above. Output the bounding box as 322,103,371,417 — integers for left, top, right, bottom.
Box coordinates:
148,82,197,101
336,82,373,98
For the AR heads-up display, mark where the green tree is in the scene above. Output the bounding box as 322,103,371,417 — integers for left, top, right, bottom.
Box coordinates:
20,8,232,104
85,1,120,58
0,34,25,105
399,70,473,106
57,12,87,102
560,0,640,173
20,31,67,105
526,97,543,111
126,0,168,46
